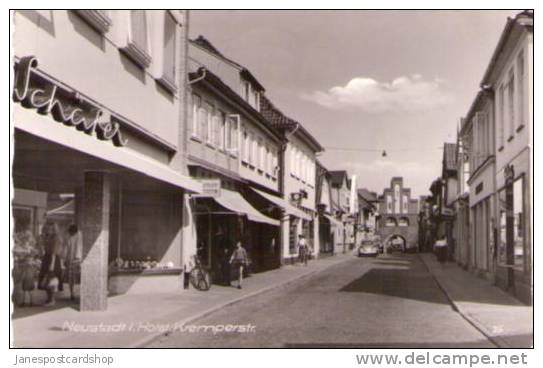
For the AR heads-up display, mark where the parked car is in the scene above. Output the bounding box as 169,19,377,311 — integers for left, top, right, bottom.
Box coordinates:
357,240,379,257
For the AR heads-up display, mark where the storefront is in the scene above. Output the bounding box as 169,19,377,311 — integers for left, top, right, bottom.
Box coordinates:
495,159,531,304
191,179,280,283
12,56,201,311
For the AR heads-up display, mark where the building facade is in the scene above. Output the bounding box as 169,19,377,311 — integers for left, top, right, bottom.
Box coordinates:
260,96,324,263
377,177,419,251
461,90,496,279
481,11,533,303
186,36,284,277
12,10,202,310
315,161,343,256
329,171,354,253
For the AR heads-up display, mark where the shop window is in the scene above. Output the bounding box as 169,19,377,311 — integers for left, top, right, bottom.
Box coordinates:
498,177,526,270
289,216,298,254
160,12,177,92
513,177,525,269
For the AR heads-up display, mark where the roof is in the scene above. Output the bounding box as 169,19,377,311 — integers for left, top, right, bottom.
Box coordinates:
191,35,265,92
358,188,378,202
443,143,458,172
260,95,324,153
329,170,348,187
480,11,533,86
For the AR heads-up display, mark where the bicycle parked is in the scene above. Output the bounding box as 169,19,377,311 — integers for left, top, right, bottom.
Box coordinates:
189,254,211,291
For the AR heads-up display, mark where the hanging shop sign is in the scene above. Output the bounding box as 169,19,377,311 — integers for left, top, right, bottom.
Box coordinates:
13,56,127,147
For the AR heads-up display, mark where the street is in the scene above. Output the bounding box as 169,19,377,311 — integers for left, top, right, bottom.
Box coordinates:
149,253,494,348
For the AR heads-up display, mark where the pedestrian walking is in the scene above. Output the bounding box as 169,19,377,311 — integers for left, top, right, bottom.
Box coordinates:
38,220,65,307
298,235,308,266
229,241,248,289
434,236,448,264
65,224,83,301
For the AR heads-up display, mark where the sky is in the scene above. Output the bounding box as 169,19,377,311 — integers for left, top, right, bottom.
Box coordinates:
189,10,519,197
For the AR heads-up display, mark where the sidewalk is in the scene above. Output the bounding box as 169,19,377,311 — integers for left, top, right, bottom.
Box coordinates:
12,253,352,348
419,253,533,348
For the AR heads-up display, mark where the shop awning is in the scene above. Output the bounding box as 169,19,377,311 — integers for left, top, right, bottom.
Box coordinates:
251,188,312,221
214,189,279,226
324,214,343,228
14,106,202,194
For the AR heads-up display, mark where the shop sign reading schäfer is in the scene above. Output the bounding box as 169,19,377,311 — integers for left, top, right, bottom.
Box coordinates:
13,56,127,147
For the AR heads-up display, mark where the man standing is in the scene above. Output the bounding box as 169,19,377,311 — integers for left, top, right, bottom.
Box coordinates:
298,235,308,266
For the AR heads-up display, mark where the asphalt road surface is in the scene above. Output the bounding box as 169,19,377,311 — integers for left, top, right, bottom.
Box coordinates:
149,253,494,348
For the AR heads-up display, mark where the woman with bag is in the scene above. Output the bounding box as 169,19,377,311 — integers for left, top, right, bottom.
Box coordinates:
38,221,65,307
229,241,248,289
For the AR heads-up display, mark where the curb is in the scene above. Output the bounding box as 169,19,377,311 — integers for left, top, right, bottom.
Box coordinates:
417,254,503,348
130,255,353,348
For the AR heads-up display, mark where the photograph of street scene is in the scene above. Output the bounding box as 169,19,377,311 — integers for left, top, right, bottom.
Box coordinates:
10,9,533,348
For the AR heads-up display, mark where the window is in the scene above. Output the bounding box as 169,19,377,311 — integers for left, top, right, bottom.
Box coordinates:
217,111,226,149
258,139,265,171
253,91,260,111
124,10,151,68
399,217,409,227
507,70,515,138
191,94,201,138
251,134,258,166
201,101,212,143
272,150,278,177
161,12,176,89
242,80,250,102
229,118,238,155
74,10,112,34
266,146,271,174
517,50,525,129
243,130,249,162
498,85,505,147
386,217,397,227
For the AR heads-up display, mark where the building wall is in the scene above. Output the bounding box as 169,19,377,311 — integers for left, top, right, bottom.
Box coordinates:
14,10,187,152
377,177,419,250
284,134,317,211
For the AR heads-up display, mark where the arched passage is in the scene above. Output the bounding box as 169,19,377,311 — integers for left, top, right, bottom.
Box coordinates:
383,234,407,253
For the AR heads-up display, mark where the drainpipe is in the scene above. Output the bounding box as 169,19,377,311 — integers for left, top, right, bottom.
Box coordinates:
188,68,206,85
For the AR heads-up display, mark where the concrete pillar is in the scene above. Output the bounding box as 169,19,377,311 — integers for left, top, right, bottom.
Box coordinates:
80,171,111,311
182,193,197,270
313,214,320,259
280,212,289,265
